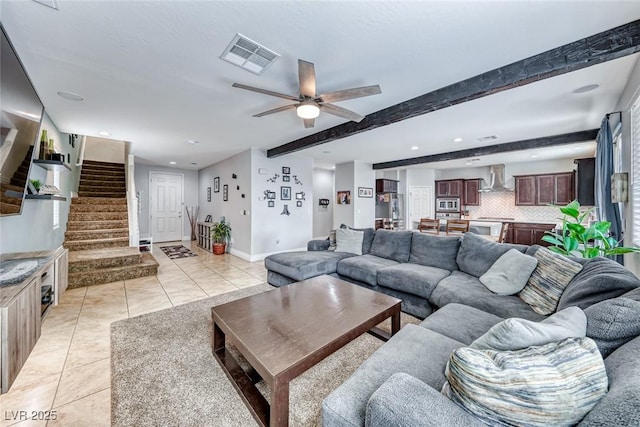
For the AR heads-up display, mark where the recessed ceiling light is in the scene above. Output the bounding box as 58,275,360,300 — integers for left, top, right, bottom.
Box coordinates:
465,162,473,166
186,140,200,144
453,137,463,143
530,154,539,158
169,161,176,165
57,91,84,101
410,146,419,150
573,146,583,150
99,131,111,136
572,84,600,94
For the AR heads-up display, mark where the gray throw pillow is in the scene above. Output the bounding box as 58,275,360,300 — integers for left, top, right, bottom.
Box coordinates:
518,247,583,315
479,249,538,295
470,306,587,351
584,296,640,358
335,228,364,255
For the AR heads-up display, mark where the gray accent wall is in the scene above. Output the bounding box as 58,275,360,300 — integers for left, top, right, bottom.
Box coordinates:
0,113,81,254
134,163,199,240
313,168,334,238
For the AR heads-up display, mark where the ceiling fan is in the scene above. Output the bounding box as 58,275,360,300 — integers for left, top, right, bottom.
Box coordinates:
232,59,381,128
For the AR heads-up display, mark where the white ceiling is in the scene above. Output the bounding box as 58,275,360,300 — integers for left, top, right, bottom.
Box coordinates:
2,1,639,171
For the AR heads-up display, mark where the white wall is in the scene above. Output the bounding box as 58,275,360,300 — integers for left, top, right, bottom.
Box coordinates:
353,161,376,228
134,163,198,239
84,137,125,163
0,113,81,253
313,168,334,238
334,162,355,228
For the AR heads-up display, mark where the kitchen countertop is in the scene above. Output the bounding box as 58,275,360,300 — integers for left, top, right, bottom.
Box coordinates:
0,248,63,306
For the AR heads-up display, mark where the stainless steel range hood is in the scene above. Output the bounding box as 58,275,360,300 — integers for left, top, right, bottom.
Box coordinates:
479,164,514,192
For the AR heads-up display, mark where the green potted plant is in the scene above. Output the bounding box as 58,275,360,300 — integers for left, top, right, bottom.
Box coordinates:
210,218,231,255
29,179,42,194
542,200,640,258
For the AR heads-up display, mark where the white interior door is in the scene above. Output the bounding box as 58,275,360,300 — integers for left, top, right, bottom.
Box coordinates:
409,186,433,229
150,172,183,242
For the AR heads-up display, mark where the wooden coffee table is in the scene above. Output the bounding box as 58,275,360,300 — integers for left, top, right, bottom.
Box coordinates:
211,275,401,427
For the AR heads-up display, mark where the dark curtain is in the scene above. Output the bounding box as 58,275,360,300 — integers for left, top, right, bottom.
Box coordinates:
594,116,623,264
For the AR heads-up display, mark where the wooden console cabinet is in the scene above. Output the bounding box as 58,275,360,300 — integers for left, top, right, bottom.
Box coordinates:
197,222,213,252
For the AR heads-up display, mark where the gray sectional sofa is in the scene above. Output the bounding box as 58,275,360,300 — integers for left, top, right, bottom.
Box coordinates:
265,229,640,426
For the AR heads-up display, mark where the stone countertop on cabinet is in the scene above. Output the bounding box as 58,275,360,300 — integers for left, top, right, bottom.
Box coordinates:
0,248,63,306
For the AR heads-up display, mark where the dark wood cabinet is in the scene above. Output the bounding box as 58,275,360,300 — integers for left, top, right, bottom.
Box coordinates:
515,172,575,206
505,222,556,246
463,179,481,206
574,158,595,206
376,179,398,193
435,179,463,198
515,176,536,206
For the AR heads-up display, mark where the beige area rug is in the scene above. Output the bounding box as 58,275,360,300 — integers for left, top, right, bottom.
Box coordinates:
111,283,420,426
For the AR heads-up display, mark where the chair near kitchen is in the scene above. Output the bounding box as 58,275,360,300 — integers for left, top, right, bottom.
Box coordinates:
418,218,440,234
498,222,510,243
446,219,470,235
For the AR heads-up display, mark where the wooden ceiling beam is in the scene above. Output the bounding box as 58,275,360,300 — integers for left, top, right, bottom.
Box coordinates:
372,129,599,170
267,20,640,158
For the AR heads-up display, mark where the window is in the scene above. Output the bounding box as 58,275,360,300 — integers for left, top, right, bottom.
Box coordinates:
632,97,640,245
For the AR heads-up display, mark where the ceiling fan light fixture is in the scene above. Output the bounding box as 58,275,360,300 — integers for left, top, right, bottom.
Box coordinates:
297,102,320,119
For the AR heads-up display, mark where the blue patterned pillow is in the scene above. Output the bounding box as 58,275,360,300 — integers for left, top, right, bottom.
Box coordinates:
443,337,608,426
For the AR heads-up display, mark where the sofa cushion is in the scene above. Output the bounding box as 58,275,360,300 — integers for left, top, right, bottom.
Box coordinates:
419,303,504,346
335,228,364,255
456,232,528,278
336,254,398,286
377,263,450,299
584,289,640,358
470,306,586,351
479,249,538,295
340,224,376,254
518,247,583,315
579,335,640,425
322,325,463,427
409,233,460,271
443,337,608,427
557,256,640,312
430,271,545,321
264,251,354,282
369,229,413,263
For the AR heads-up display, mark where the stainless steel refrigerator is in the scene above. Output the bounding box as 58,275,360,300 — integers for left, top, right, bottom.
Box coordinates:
375,193,404,229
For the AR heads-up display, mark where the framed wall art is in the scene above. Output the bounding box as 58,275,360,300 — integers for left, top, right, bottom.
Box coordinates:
282,166,290,174
281,186,291,200
283,175,290,182
207,187,211,202
358,187,373,198
268,201,275,207
296,201,302,207
214,177,220,193
337,191,351,205
223,184,228,201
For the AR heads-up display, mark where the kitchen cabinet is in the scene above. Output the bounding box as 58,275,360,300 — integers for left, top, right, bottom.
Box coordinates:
435,179,463,198
463,179,481,206
376,179,398,193
515,172,575,206
505,222,556,246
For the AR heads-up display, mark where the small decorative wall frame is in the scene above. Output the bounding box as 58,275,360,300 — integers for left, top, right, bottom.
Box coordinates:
319,198,330,206
282,167,290,174
266,191,276,199
337,191,351,205
214,177,220,193
268,201,275,207
232,173,237,179
281,186,291,200
358,187,373,198
296,192,305,200
296,201,302,207
223,184,228,201
283,175,290,182
612,172,629,203
207,187,211,202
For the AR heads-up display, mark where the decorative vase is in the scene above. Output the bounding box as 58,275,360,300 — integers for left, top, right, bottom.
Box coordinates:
39,130,48,159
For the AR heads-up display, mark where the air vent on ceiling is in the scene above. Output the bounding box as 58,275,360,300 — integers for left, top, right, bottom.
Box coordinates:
220,33,279,75
477,135,498,142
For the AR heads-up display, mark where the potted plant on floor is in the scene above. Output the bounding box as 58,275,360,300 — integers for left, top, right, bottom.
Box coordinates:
211,218,231,255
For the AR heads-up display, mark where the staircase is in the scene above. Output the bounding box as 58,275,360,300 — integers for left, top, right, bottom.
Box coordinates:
0,145,34,215
65,160,158,288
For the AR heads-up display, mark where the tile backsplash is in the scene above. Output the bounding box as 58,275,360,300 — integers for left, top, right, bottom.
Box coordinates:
465,192,564,223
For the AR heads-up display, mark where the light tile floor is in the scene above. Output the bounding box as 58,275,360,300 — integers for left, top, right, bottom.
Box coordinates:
0,241,267,426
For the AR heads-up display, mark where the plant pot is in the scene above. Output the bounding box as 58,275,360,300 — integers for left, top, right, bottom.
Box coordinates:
212,243,226,255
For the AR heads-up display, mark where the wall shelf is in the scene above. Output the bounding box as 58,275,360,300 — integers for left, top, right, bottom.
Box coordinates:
25,194,67,201
4,190,24,199
32,160,71,172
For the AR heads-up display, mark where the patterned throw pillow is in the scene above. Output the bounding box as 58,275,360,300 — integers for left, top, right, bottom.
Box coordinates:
443,337,608,427
518,247,583,315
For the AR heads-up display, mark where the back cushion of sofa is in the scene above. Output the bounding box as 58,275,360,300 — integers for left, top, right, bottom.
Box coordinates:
456,232,528,278
409,233,460,271
557,256,640,311
370,229,413,263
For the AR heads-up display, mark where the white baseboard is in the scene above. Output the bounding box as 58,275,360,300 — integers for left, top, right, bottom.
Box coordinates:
241,246,307,262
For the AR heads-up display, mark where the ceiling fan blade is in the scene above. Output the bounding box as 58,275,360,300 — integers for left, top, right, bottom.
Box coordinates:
298,59,316,98
318,85,382,103
253,104,297,117
232,83,299,101
320,103,365,122
303,118,315,128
